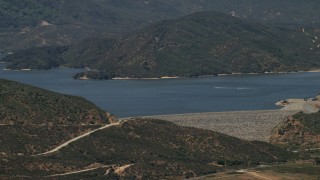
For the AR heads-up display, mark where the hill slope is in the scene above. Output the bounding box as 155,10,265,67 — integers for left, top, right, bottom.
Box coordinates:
66,11,319,78
1,0,320,52
0,78,113,154
270,111,320,149
1,118,295,178
0,0,180,51
5,11,320,77
0,78,110,125
4,46,68,70
0,79,299,178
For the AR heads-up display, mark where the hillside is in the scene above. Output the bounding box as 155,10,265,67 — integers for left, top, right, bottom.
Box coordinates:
0,78,113,154
67,11,320,78
0,0,180,52
3,0,320,29
1,0,320,52
5,11,320,78
4,46,68,70
1,118,295,179
0,78,110,125
270,111,320,149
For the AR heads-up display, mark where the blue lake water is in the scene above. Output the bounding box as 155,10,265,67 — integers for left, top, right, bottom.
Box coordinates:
0,64,320,118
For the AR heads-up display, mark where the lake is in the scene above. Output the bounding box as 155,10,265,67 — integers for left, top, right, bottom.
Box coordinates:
0,64,319,118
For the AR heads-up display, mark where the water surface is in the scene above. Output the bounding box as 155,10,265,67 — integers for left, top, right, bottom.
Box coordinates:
1,64,319,117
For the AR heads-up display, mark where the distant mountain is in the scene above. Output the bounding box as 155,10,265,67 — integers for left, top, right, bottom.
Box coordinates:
81,11,320,78
7,11,318,78
1,0,320,52
0,0,180,51
4,46,68,70
1,117,294,178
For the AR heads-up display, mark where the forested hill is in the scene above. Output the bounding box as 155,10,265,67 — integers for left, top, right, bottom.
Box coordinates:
0,78,111,125
0,78,114,155
2,0,320,29
1,0,320,51
1,117,295,178
77,11,319,78
0,79,295,178
6,11,320,78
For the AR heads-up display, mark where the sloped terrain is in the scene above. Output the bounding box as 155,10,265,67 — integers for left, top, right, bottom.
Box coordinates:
0,78,112,155
270,111,320,149
5,11,320,77
0,118,295,179
4,46,68,70
0,78,110,125
0,0,181,51
0,79,299,179
69,11,319,78
1,0,320,51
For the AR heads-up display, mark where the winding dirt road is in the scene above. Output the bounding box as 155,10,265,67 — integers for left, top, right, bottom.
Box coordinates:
34,122,121,156
47,164,134,177
47,165,113,177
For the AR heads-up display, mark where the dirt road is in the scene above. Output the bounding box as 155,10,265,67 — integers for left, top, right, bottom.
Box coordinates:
35,122,120,156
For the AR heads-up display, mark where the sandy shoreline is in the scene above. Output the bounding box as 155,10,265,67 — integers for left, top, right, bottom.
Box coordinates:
111,70,320,80
276,97,320,113
122,110,299,142
307,69,320,72
112,76,180,80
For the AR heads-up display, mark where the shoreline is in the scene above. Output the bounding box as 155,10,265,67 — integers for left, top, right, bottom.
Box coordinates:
2,64,320,79
120,97,320,142
276,96,320,113
104,70,320,80
307,69,320,72
112,76,181,80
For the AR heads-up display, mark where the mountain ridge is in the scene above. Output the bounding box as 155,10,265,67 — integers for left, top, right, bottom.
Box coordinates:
56,12,320,78
1,0,320,52
4,11,320,79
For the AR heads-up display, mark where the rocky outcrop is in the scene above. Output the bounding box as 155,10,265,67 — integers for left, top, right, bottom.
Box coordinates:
270,114,320,148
